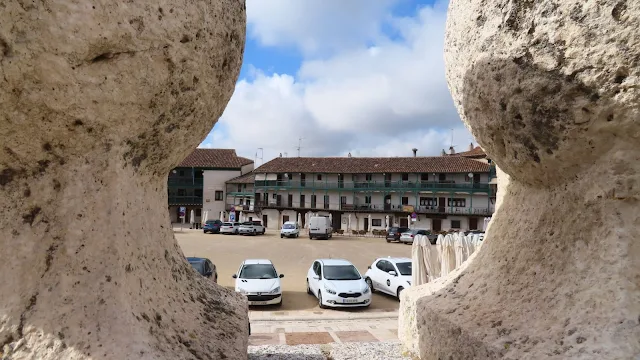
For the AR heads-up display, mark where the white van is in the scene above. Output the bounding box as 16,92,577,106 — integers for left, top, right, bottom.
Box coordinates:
309,216,332,240
280,221,300,238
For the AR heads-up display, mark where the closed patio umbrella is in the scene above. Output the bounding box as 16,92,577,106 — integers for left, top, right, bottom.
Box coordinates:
368,214,372,234
190,210,195,228
440,234,456,276
348,214,352,232
422,235,440,281
412,235,428,286
297,212,301,226
407,215,411,228
385,215,389,230
454,232,465,268
202,211,208,225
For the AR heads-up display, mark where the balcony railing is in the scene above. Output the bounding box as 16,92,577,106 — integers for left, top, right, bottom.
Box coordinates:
168,178,204,186
254,180,490,192
225,204,252,211
168,196,202,205
254,201,493,216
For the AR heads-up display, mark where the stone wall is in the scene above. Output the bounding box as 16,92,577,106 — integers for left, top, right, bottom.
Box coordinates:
400,0,640,358
0,0,249,359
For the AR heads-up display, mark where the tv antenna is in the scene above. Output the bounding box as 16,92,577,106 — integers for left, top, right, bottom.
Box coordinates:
296,137,304,157
256,148,263,166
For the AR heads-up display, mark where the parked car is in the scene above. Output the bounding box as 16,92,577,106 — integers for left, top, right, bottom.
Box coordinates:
309,216,332,240
233,259,284,306
238,220,265,235
280,221,300,238
220,222,241,235
187,257,218,283
465,230,485,241
386,227,410,242
306,259,371,309
364,257,411,299
203,219,223,234
399,229,432,244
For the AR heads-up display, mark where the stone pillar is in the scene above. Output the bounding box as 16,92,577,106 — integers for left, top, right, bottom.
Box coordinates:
0,1,248,359
400,0,639,358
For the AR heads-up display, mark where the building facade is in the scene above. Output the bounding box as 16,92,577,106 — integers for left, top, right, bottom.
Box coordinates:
225,153,497,232
168,149,253,223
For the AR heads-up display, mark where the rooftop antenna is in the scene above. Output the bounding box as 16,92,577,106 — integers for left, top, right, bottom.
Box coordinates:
296,137,304,157
257,148,263,166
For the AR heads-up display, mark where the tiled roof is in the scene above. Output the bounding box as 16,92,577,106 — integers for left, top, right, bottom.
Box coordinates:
226,172,255,184
177,149,253,168
449,146,486,158
254,156,490,174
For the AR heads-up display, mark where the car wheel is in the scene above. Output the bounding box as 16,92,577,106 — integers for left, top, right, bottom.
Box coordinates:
309,235,313,239
262,230,265,235
365,278,375,293
386,239,391,243
306,279,313,295
280,234,283,238
397,287,404,300
318,291,327,309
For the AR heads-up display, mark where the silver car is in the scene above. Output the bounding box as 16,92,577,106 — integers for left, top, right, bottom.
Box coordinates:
399,229,431,244
220,222,240,235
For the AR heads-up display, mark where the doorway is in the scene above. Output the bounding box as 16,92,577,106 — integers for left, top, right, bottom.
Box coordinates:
331,212,342,231
262,215,268,228
438,197,446,213
364,217,369,232
469,217,478,230
384,195,391,211
432,219,442,232
283,215,289,224
400,217,409,228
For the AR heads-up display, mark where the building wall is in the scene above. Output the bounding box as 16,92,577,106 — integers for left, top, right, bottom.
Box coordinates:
203,170,243,219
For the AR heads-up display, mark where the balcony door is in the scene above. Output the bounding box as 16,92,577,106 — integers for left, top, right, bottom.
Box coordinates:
438,197,446,213
469,217,478,230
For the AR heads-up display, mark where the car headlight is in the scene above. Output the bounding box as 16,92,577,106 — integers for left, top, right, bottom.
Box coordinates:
324,285,336,295
237,288,247,295
363,286,370,294
270,286,281,294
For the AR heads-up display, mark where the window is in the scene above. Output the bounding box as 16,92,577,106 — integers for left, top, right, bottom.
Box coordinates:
194,189,202,197
311,195,317,208
439,173,446,181
420,197,436,206
366,174,372,181
239,199,244,205
287,194,293,207
214,191,223,201
340,196,347,204
402,197,409,205
365,196,371,204
372,219,382,227
237,184,242,192
287,173,292,180
447,198,466,207
177,189,186,196
272,193,277,199
324,195,330,209
179,170,185,176
301,173,306,186
262,193,268,203
300,195,305,208
420,173,428,181
317,174,322,181
401,173,409,181
451,220,461,229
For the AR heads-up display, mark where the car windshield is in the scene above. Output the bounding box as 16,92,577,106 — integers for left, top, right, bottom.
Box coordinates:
282,224,295,229
188,260,205,275
206,220,219,225
239,264,277,279
396,262,412,276
323,265,361,280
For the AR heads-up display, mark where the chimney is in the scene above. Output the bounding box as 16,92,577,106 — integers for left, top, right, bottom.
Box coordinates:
469,142,474,151
441,149,446,156
449,146,455,155
347,152,352,158
412,148,418,157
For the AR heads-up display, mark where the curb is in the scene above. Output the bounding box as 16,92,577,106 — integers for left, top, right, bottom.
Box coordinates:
249,311,398,322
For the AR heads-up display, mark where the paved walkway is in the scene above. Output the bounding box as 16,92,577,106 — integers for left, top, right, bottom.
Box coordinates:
249,310,399,346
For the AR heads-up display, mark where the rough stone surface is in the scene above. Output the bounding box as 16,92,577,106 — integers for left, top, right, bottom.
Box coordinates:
0,1,247,359
401,0,640,359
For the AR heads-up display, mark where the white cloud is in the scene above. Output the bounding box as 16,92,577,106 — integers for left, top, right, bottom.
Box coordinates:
203,0,474,163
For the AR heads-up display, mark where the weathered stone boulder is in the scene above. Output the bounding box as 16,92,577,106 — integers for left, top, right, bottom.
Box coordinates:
400,0,640,359
0,1,247,359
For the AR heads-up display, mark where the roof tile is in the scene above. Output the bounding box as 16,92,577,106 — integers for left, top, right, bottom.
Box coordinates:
177,149,253,168
254,156,490,174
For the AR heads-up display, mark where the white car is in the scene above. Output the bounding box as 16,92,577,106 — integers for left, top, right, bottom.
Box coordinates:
238,221,265,235
280,221,300,238
364,257,412,299
233,259,283,306
220,222,240,235
306,259,371,308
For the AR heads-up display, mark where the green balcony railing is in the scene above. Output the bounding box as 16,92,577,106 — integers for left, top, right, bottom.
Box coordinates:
168,178,204,187
254,201,493,215
226,191,255,197
168,196,202,205
254,180,490,192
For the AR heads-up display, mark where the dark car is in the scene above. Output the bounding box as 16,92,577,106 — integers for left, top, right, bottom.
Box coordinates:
203,219,222,234
386,227,410,243
187,257,218,283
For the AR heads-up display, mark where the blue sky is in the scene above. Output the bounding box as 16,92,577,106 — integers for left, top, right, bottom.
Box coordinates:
201,0,474,164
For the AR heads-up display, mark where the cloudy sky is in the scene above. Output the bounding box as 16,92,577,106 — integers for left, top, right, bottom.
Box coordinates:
200,0,475,164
